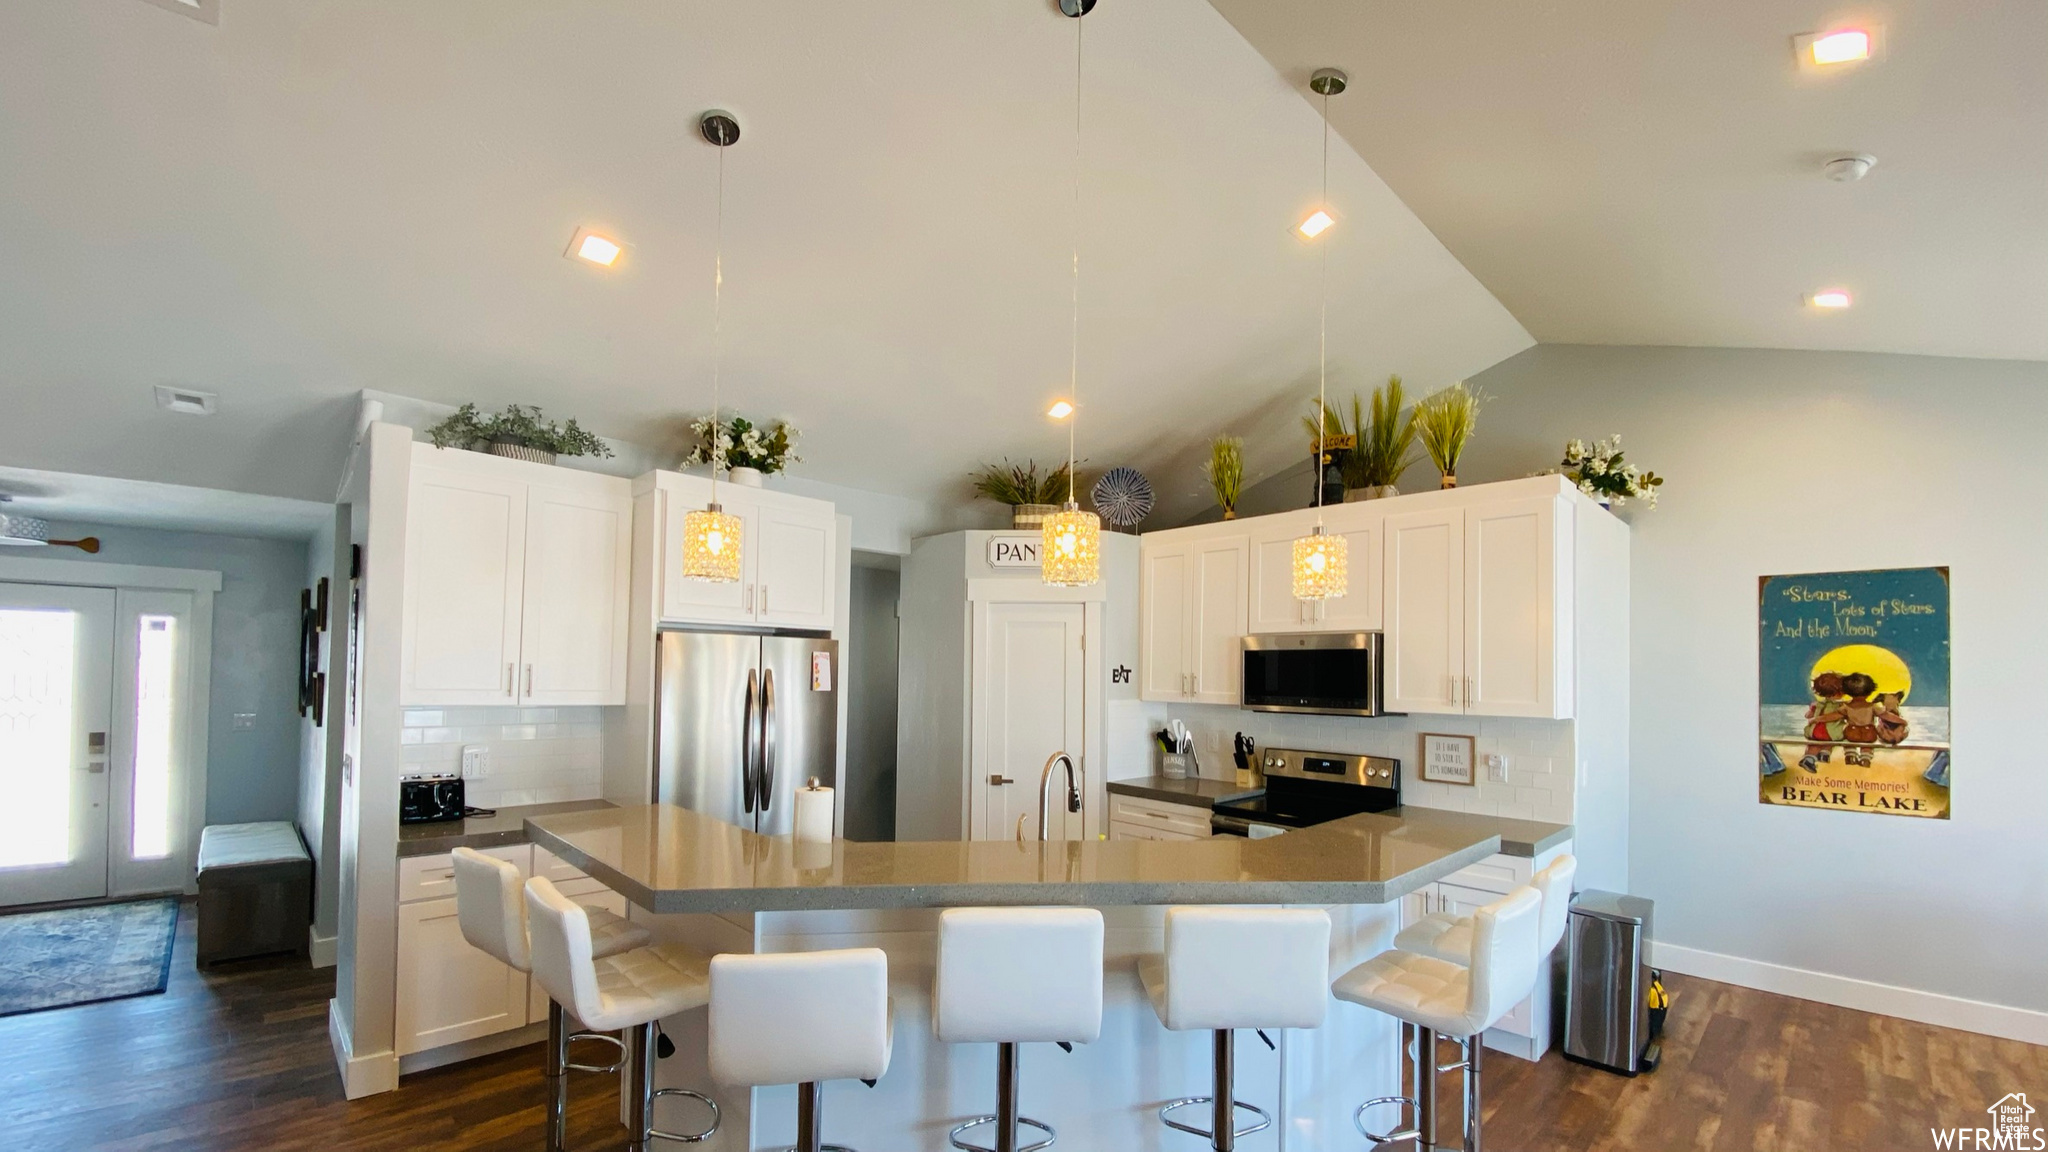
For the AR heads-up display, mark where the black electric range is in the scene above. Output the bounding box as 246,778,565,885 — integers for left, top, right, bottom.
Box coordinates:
1211,747,1400,837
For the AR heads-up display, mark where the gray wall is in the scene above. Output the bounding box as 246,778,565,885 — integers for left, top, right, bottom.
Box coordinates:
1459,345,2045,1016
298,506,349,944
843,563,900,842
41,518,313,826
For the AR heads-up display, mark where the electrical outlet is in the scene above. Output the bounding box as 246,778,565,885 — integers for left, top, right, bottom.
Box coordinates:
461,744,489,779
1485,753,1507,782
231,712,256,731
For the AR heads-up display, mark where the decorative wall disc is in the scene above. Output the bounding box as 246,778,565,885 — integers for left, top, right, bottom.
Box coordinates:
1091,466,1154,529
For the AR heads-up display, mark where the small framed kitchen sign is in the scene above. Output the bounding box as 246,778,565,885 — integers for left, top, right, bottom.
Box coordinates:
985,534,1042,570
1419,734,1476,786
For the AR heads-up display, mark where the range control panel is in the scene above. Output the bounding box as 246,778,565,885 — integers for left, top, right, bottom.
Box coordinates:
1259,747,1399,788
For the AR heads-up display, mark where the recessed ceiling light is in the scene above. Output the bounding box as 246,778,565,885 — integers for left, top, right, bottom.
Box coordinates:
1047,400,1074,419
565,227,623,268
154,385,218,415
1809,289,1852,309
1297,210,1335,240
1793,27,1882,71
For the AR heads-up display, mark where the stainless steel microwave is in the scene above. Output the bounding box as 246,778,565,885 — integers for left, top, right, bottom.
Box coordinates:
1240,631,1388,716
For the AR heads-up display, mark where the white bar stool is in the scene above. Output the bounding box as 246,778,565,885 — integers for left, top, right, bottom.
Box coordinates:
709,947,894,1152
1138,907,1332,1151
1333,887,1541,1152
452,848,656,1152
935,907,1104,1152
1394,854,1577,967
525,875,720,1152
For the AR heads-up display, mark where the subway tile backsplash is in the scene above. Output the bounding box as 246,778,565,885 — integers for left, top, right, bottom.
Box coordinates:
400,706,607,809
1127,703,1577,826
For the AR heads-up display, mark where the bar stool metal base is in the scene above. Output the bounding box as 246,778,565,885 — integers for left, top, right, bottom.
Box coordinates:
1158,1098,1272,1146
625,1022,720,1150
1155,1028,1271,1151
948,1114,1055,1152
1354,1096,1424,1146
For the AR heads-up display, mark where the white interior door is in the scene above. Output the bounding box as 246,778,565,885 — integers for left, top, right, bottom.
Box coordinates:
519,482,631,706
975,602,1085,842
0,583,116,907
1383,509,1465,714
109,589,198,897
401,464,527,705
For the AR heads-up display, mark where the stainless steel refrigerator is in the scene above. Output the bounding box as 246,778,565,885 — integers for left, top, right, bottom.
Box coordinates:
654,630,839,834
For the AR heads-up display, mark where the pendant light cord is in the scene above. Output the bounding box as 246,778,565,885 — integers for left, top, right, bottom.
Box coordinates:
709,134,726,503
1067,6,1083,508
1314,87,1330,523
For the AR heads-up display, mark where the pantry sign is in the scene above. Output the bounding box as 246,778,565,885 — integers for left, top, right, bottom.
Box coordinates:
1758,566,1951,819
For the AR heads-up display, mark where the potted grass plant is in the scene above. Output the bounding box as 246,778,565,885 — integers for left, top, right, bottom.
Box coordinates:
1415,381,1486,488
424,403,613,465
1342,375,1419,500
1204,436,1244,519
971,460,1076,528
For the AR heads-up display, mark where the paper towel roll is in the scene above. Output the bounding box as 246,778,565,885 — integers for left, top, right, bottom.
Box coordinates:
794,781,835,842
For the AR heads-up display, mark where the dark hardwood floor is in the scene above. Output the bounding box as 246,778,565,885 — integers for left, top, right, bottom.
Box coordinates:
1,900,2038,1150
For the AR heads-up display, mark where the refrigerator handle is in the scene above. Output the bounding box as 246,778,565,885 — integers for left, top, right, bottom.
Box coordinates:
742,669,759,814
759,667,777,814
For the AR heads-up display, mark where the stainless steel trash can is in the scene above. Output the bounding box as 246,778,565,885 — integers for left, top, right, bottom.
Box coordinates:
1562,889,1657,1075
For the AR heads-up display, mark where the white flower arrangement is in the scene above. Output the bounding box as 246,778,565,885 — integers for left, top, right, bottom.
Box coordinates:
683,415,800,475
1560,433,1663,509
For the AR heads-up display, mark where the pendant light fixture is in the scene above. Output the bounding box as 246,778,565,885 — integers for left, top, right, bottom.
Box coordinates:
1291,67,1350,603
680,110,745,584
1042,0,1102,588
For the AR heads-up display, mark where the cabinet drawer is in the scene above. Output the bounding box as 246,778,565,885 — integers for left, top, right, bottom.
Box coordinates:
1109,819,1204,842
399,844,529,904
1439,853,1532,896
1108,794,1212,836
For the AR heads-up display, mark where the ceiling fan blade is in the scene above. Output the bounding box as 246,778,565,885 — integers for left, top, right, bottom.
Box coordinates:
49,537,101,554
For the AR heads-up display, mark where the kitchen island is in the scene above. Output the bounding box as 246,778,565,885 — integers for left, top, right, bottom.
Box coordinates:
524,804,1527,1151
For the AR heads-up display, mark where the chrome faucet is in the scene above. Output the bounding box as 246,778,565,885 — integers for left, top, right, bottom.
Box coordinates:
1037,751,1083,841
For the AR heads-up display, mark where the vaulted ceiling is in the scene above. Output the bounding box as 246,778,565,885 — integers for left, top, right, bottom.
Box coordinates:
1210,0,2048,362
0,0,1529,522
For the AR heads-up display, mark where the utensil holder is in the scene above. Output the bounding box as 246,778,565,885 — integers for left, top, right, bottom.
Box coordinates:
1160,752,1190,780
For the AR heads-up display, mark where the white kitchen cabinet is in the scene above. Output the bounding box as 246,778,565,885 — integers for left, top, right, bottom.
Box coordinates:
1247,507,1383,634
655,473,837,631
1139,529,1247,703
401,463,528,706
1384,495,1568,719
1107,793,1212,840
400,445,632,707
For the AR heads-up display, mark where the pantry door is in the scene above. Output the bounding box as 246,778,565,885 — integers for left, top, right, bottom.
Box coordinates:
973,601,1086,843
0,583,117,907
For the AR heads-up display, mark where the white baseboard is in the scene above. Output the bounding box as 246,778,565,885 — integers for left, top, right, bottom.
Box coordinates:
308,929,337,969
327,998,399,1099
1650,941,2048,1046
398,1021,547,1076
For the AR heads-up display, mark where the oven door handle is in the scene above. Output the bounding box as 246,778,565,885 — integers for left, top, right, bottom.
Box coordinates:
1212,814,1257,838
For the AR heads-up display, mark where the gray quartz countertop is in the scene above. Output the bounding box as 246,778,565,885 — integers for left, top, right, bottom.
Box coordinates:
1390,808,1573,858
1106,776,1262,809
398,800,616,858
525,803,1510,914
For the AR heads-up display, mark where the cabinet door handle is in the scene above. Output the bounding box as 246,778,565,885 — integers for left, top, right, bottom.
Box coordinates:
1448,674,1460,705
761,584,769,614
1191,673,1199,696
505,663,515,696
1465,675,1475,707
523,664,534,697
745,583,755,612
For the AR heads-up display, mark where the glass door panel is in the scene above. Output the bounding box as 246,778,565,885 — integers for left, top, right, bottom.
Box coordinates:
111,590,195,896
0,583,116,907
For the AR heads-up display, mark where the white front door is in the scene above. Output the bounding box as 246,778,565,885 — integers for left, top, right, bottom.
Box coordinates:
0,583,116,907
976,601,1086,842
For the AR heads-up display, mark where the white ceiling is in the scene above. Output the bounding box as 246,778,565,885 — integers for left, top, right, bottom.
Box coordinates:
0,465,331,540
1208,0,2048,362
0,0,1530,523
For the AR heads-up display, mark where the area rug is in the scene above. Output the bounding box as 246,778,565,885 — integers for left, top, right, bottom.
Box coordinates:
0,898,179,1017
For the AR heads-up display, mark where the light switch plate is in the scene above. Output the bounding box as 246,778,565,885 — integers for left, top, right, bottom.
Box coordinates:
1485,754,1507,782
231,712,256,731
461,745,489,779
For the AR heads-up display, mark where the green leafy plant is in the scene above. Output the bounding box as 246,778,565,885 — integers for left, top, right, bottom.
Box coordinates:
1414,382,1486,482
683,415,801,475
1561,434,1663,509
970,459,1076,506
1347,375,1420,490
424,403,613,458
1204,437,1244,517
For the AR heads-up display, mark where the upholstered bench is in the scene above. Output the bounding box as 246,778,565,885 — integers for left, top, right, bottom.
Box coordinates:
195,821,312,967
